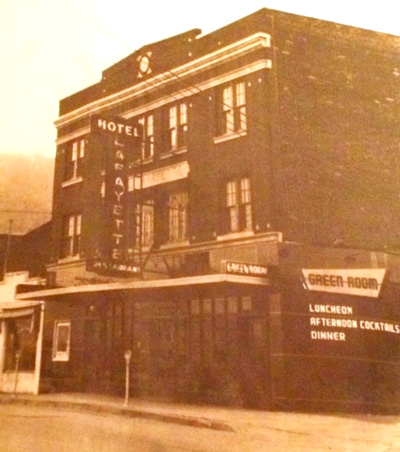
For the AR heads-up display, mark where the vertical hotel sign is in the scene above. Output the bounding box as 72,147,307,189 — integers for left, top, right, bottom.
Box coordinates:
89,115,141,275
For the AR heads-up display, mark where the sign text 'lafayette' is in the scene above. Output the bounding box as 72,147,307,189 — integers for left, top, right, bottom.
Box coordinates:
91,115,141,276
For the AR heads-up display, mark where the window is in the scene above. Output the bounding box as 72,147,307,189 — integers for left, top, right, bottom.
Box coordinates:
65,138,85,181
4,316,38,371
220,81,247,135
225,177,252,233
61,213,81,258
136,200,154,247
168,103,188,151
52,321,71,362
168,192,188,242
138,115,154,160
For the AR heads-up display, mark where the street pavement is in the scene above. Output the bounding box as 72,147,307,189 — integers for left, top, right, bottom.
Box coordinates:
1,392,400,451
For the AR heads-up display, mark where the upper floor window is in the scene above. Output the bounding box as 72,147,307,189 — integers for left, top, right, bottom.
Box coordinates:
65,139,85,181
220,81,247,135
61,213,81,258
168,192,188,242
225,177,252,233
135,200,154,248
138,115,154,161
168,103,188,151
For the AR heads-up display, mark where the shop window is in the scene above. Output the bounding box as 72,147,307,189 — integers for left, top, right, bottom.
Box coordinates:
219,81,247,136
252,321,263,340
168,192,188,243
225,177,253,233
64,138,85,181
4,316,38,371
227,296,238,314
242,296,253,311
61,213,81,258
203,298,213,315
215,297,225,315
167,103,188,151
190,299,201,316
52,321,71,362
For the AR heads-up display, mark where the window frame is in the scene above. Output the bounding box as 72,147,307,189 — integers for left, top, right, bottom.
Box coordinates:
168,191,188,243
224,177,253,233
64,138,85,182
52,321,71,362
138,114,154,161
136,200,154,248
167,102,188,152
219,81,247,137
61,213,82,258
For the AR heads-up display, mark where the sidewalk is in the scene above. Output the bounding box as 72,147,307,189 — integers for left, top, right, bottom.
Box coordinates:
0,392,239,431
2,391,400,451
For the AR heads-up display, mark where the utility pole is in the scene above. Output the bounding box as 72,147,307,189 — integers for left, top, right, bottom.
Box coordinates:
2,219,13,280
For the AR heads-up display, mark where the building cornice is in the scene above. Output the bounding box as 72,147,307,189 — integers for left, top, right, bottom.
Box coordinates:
56,126,90,146
55,32,271,130
122,59,271,119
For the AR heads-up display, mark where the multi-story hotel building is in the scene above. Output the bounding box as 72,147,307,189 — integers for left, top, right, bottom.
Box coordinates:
17,8,400,411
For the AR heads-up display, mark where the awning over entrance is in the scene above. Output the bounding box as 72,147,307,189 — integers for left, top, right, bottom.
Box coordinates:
0,301,42,319
16,273,269,301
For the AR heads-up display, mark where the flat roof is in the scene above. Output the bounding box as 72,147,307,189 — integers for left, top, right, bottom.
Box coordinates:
16,273,269,301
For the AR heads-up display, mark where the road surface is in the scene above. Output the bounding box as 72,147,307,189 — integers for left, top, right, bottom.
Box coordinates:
1,403,400,451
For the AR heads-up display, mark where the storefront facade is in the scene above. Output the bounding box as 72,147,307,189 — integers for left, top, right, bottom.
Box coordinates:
0,272,44,394
24,273,270,408
16,242,400,411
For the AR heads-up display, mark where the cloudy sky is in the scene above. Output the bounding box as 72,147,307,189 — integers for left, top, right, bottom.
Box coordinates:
2,0,399,157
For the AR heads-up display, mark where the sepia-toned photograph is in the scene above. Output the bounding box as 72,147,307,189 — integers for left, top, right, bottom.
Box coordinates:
1,1,400,450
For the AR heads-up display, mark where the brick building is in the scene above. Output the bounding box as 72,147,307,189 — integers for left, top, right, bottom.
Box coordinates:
17,9,400,410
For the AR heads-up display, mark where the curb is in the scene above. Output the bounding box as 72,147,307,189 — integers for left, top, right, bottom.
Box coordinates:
0,396,234,432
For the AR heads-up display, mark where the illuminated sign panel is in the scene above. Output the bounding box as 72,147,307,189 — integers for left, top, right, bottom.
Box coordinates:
87,259,140,277
302,268,386,298
89,115,141,276
295,269,392,344
223,260,268,277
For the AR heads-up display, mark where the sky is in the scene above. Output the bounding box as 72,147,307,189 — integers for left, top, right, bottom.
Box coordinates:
2,0,400,158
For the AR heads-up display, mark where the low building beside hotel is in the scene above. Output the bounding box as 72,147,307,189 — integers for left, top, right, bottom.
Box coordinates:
14,9,400,410
0,272,44,394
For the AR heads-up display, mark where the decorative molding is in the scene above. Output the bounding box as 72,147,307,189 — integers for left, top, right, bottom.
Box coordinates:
55,33,271,128
123,60,271,120
56,126,90,146
213,130,247,144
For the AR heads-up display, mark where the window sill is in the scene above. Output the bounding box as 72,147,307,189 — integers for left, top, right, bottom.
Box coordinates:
213,130,247,145
160,147,188,159
57,255,82,264
217,230,254,241
62,177,83,188
160,240,190,250
52,356,70,362
131,157,154,168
